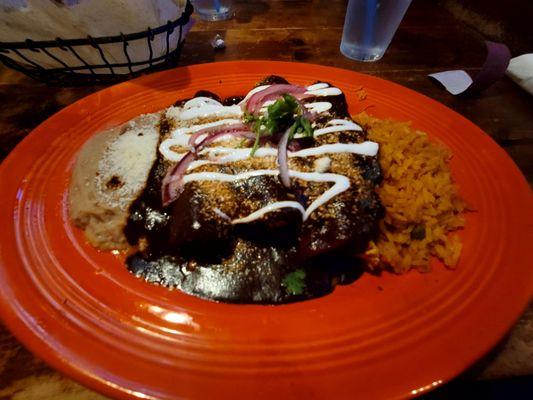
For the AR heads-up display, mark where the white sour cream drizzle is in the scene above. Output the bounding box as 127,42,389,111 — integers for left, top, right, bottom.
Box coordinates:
305,87,343,96
213,207,231,221
306,83,329,91
294,119,363,139
233,201,306,224
159,118,244,159
238,85,271,105
172,118,242,137
182,170,350,224
184,142,378,170
179,104,242,121
313,120,363,137
160,83,377,224
159,139,187,162
183,97,224,109
305,102,332,113
260,101,332,114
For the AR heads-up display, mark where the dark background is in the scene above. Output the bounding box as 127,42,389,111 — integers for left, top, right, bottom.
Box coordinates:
0,0,531,399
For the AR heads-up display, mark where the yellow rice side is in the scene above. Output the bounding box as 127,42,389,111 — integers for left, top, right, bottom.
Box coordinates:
354,112,467,273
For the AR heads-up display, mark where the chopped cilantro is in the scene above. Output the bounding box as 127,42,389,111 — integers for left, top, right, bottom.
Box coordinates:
282,269,306,295
243,111,256,124
250,132,262,156
245,94,314,156
300,116,313,137
287,115,313,140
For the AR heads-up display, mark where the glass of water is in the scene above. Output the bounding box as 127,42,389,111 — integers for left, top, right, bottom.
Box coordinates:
340,0,412,62
192,0,233,21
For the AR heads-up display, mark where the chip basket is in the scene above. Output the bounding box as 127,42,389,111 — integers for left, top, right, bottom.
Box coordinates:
0,1,193,86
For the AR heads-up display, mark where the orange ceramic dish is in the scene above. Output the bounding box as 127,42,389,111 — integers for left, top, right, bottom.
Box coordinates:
0,61,531,399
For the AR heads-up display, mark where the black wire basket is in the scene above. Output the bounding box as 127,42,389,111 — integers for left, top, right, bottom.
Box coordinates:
0,1,193,86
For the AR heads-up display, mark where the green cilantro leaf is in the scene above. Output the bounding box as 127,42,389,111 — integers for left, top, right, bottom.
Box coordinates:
243,111,256,124
282,269,307,296
250,131,262,156
300,116,313,137
244,94,315,156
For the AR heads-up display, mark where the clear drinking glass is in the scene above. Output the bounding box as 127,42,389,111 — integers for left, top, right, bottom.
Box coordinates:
192,0,233,21
340,0,412,62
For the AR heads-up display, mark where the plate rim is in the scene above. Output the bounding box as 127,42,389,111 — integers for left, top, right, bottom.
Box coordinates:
0,60,532,400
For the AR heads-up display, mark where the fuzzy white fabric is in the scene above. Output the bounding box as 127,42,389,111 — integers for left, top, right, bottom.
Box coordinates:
0,0,187,73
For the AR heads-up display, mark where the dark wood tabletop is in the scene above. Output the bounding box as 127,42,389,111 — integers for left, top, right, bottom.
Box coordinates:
0,0,532,398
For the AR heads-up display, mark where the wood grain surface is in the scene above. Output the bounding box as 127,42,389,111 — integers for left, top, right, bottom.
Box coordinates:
0,0,531,398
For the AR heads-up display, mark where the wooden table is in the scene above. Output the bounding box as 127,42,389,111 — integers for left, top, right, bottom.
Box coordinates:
0,1,531,398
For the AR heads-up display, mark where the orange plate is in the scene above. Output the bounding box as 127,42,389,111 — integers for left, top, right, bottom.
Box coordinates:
0,61,532,400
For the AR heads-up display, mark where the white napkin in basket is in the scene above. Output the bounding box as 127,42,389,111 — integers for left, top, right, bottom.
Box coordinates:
0,0,188,73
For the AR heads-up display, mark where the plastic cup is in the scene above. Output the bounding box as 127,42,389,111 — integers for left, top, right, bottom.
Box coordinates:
340,0,412,62
192,0,233,21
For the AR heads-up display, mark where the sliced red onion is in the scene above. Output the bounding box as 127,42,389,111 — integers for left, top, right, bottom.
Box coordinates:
245,84,307,114
277,127,291,188
294,92,315,101
161,151,195,206
188,122,249,149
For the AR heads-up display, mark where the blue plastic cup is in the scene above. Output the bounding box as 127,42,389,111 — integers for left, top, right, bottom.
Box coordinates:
340,0,412,62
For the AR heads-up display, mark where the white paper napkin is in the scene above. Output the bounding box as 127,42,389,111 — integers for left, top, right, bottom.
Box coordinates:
506,54,533,96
